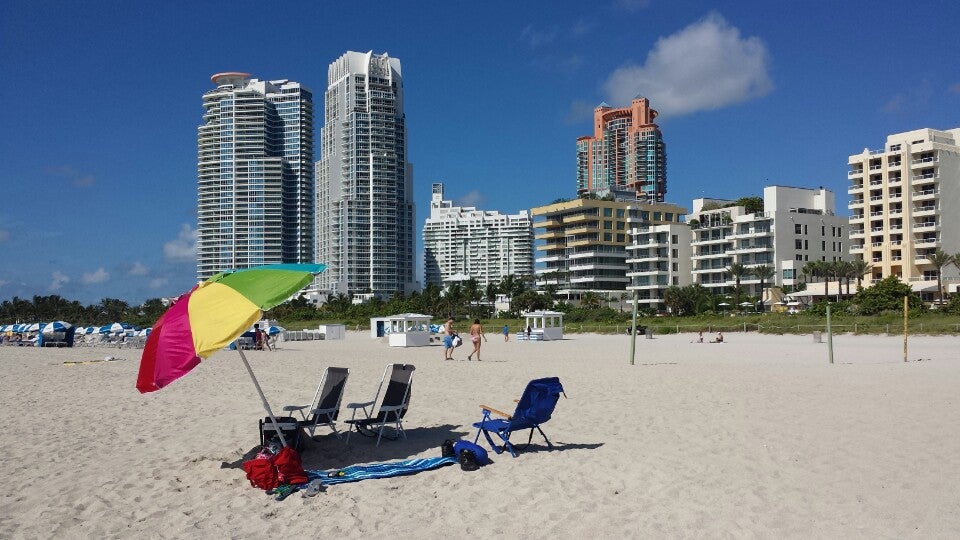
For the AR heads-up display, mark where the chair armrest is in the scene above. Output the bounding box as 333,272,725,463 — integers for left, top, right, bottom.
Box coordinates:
346,401,375,409
283,405,308,412
479,405,512,419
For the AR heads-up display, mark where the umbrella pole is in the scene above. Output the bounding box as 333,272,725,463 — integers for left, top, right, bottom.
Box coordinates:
235,344,288,448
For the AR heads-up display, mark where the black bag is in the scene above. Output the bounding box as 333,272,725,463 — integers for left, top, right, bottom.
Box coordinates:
441,439,456,457
259,416,302,451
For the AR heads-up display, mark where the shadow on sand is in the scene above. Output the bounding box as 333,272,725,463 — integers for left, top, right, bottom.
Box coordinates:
221,423,471,471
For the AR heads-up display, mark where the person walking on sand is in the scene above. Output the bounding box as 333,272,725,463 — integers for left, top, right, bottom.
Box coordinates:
467,319,487,361
502,324,509,342
443,317,455,360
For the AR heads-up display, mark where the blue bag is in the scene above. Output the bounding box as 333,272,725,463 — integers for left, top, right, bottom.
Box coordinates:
453,440,489,470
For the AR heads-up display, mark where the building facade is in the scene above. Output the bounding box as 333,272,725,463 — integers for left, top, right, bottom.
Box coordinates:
576,97,667,202
197,72,314,280
626,222,692,312
847,127,960,298
423,183,533,288
687,186,849,297
532,196,686,301
316,51,416,298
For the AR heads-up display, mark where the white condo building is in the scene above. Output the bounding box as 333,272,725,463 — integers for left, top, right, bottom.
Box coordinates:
197,73,314,280
626,221,692,311
847,127,960,298
316,51,416,298
423,183,533,288
688,186,849,297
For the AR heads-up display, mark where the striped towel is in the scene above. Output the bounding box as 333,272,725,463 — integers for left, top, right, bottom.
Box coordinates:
307,456,457,485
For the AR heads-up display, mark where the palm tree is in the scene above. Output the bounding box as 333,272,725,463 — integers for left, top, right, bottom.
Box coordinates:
849,258,874,290
927,249,955,306
833,260,854,297
750,265,775,311
580,291,602,309
726,262,748,308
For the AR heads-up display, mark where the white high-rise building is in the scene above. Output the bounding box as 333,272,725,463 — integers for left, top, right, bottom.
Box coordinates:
626,221,692,312
688,186,849,297
316,51,416,298
197,73,314,280
847,127,960,299
423,183,533,288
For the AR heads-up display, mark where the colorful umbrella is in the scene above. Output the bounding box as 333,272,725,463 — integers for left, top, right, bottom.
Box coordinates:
136,263,326,446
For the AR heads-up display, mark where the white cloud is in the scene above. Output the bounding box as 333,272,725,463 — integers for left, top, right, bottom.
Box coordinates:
81,267,109,284
149,277,168,289
455,190,486,208
520,24,558,48
603,12,773,117
49,271,70,291
164,224,196,263
45,165,95,187
129,262,149,276
0,229,9,243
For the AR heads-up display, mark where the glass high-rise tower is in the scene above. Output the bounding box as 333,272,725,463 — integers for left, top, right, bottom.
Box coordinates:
576,97,667,202
316,51,416,297
197,72,314,280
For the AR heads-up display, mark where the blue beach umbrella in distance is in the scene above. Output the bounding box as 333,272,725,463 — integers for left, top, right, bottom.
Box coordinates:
41,321,73,334
266,325,285,335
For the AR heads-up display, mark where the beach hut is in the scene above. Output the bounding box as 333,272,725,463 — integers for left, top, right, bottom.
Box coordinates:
521,310,565,341
317,324,345,340
370,313,432,347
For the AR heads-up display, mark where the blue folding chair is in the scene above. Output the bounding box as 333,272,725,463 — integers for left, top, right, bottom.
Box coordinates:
473,377,565,457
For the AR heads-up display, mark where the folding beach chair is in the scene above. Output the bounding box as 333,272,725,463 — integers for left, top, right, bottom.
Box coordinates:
344,364,415,446
473,377,566,458
283,367,350,439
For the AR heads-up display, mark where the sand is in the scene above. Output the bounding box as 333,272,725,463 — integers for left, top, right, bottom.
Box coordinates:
1,331,959,538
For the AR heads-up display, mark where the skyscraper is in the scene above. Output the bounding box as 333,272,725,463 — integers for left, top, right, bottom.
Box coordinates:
576,97,667,201
423,183,533,288
196,72,314,280
316,51,415,297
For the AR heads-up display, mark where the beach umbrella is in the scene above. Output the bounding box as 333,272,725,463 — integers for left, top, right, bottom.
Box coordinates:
718,302,731,307
41,321,73,334
136,328,152,337
266,325,284,335
136,263,326,447
26,323,41,332
101,322,133,334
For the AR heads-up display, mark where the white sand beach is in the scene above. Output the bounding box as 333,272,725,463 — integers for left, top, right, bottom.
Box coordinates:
2,331,959,538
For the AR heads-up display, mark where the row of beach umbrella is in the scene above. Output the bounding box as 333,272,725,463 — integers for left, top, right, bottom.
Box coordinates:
1,321,150,336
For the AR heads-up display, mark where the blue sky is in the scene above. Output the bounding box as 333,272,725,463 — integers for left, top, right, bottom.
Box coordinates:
1,0,958,305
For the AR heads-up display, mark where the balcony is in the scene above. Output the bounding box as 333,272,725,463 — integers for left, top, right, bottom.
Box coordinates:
911,156,937,166
913,189,938,200
849,214,865,222
912,173,938,183
914,221,938,231
850,228,865,237
848,199,864,208
848,184,864,194
850,243,864,252
848,169,864,177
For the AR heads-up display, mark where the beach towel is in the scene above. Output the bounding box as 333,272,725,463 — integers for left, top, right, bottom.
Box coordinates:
306,456,457,485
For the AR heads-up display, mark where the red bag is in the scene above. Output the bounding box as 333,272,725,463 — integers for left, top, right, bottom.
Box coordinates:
242,456,280,490
242,446,307,490
273,446,308,485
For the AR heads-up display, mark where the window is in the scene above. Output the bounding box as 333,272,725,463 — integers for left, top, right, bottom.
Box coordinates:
616,234,625,242
822,241,826,250
805,240,809,250
672,249,678,258
616,209,625,218
821,226,825,236
671,235,678,244
653,212,662,221
616,222,625,230
603,208,612,217
795,239,803,249
665,212,673,221
672,262,678,271
603,233,612,241
795,224,802,234
795,254,803,261
603,221,613,230
804,225,808,234
783,269,795,279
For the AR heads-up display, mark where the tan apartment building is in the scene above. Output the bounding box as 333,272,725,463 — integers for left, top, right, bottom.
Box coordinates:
848,127,960,300
532,196,686,301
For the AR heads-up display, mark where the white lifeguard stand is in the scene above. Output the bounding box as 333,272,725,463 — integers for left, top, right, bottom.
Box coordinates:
522,310,565,341
370,313,432,347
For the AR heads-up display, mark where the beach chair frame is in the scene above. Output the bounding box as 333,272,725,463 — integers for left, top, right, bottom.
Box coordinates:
283,367,350,439
344,364,415,446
